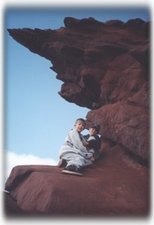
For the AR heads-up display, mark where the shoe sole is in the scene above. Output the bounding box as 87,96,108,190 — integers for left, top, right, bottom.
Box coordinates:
62,169,83,176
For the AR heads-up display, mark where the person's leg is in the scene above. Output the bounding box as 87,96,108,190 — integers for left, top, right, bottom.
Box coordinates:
66,154,85,168
61,152,94,175
62,153,85,175
58,158,67,168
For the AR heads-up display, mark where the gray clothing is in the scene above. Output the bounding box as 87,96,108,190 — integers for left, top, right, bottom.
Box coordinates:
59,128,94,168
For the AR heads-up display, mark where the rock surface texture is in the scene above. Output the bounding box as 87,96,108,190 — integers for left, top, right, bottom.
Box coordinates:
5,151,149,217
6,17,150,216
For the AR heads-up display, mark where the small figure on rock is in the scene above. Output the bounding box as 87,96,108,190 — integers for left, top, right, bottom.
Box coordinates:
58,118,100,176
82,124,101,161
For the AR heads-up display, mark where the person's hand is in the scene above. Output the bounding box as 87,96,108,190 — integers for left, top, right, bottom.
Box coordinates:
82,138,89,146
90,156,95,161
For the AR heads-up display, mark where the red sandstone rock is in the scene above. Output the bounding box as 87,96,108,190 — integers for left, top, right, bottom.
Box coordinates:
86,101,149,161
7,17,150,162
6,17,150,216
5,146,149,216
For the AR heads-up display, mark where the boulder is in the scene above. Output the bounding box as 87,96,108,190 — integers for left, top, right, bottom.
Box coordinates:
5,145,149,216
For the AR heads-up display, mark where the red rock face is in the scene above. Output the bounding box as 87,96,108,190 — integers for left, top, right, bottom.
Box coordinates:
5,151,149,217
6,17,150,216
8,17,150,162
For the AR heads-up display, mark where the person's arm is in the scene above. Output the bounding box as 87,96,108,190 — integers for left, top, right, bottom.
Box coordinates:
80,135,89,147
68,129,87,151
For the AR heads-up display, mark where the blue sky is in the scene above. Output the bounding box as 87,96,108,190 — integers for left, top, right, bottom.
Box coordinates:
4,7,150,176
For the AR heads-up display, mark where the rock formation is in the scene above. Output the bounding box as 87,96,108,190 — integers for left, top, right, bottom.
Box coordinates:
5,17,150,216
5,152,149,216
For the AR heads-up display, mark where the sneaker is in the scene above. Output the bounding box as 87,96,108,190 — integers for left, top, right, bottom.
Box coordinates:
62,165,83,176
58,158,67,168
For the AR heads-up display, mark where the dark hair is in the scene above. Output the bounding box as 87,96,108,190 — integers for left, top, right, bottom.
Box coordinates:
75,118,86,125
90,124,100,133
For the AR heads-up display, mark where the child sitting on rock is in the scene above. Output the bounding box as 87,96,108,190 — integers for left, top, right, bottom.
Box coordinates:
58,118,95,176
82,125,101,161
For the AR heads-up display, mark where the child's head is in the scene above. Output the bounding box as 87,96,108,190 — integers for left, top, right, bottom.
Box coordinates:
89,125,100,136
74,118,86,133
